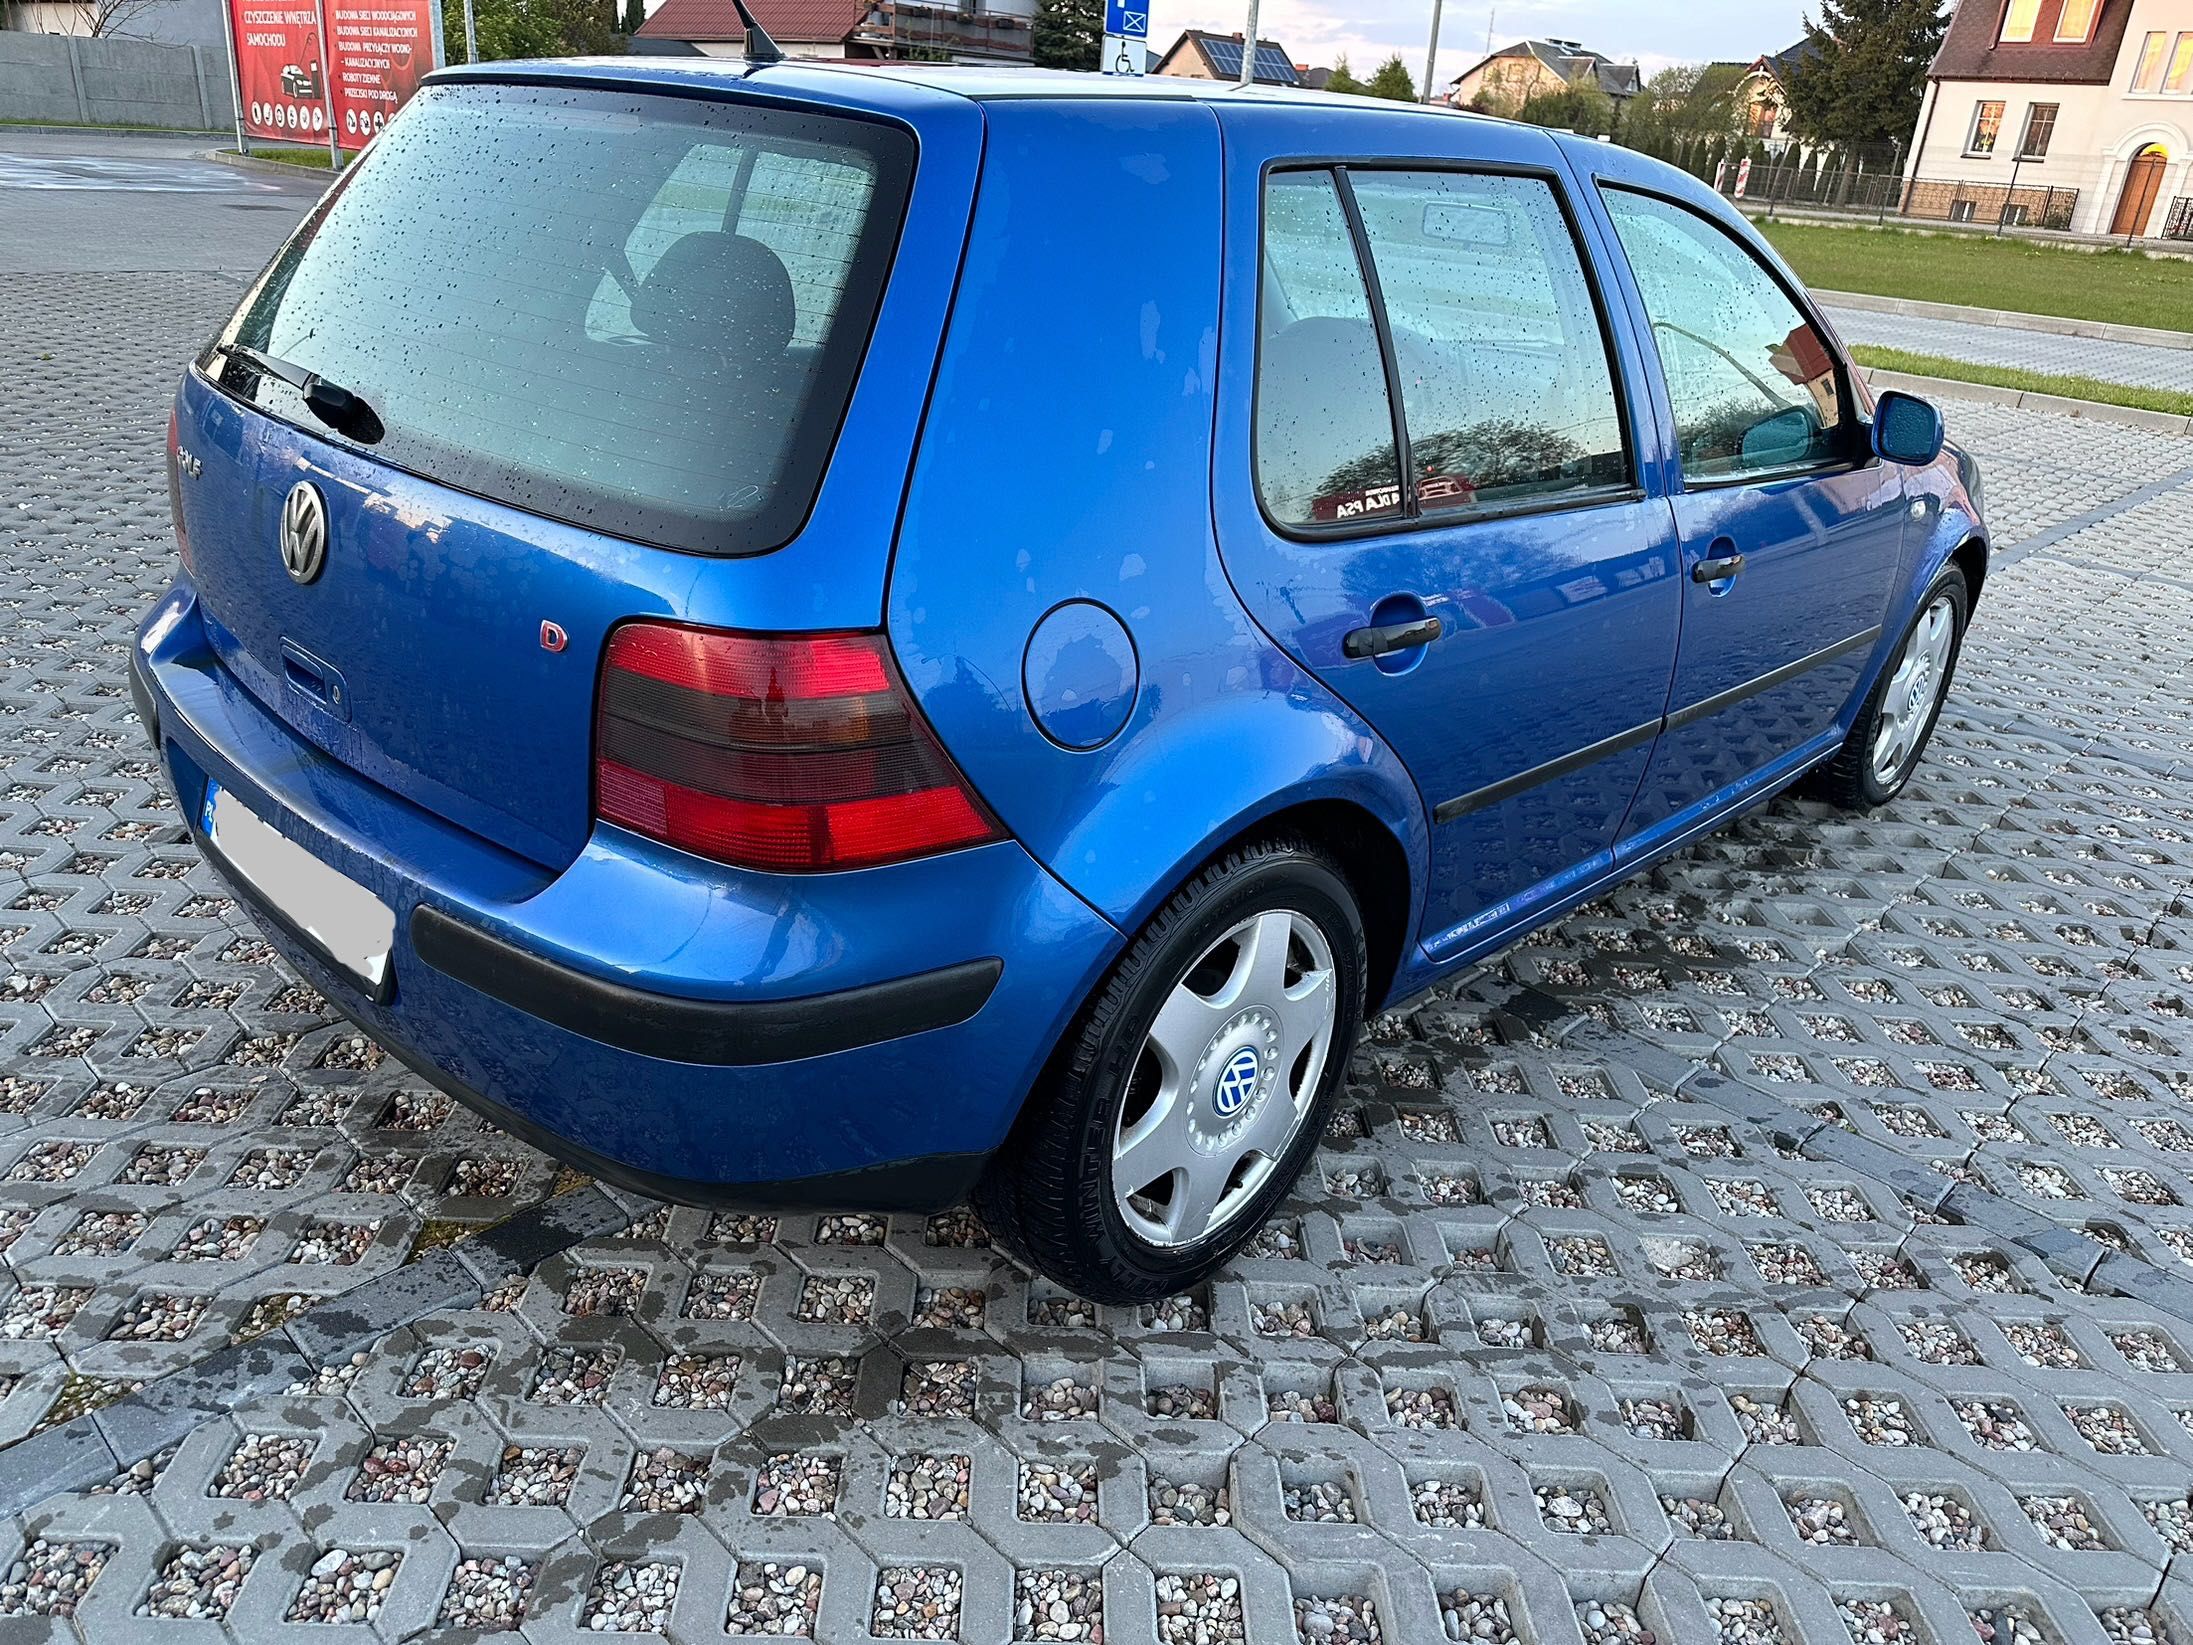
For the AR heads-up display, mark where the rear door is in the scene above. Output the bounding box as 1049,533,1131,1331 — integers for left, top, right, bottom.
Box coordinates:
1586,178,1907,839
177,73,975,869
1211,108,1683,952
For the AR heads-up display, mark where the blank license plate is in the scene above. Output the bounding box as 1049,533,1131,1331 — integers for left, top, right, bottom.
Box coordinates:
201,780,394,993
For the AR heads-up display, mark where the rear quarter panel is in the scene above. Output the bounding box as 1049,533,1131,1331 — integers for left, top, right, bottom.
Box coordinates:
887,97,1428,945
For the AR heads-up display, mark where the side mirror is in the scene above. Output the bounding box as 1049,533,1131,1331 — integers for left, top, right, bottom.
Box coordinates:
1872,390,1945,467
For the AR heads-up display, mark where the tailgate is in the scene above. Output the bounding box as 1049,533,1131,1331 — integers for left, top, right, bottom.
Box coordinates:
175,71,979,870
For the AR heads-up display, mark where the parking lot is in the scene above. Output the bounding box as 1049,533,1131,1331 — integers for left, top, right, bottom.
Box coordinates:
4,137,2193,1645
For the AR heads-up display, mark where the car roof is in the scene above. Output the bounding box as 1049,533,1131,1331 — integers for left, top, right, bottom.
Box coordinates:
433,55,1496,123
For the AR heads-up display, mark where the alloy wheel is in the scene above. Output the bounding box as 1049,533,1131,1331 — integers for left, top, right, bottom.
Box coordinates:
1871,593,1957,787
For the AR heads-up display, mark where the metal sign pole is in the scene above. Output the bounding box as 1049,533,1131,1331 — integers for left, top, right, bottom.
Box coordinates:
313,0,339,168
218,0,249,154
462,0,477,63
1421,0,1444,106
1238,0,1258,85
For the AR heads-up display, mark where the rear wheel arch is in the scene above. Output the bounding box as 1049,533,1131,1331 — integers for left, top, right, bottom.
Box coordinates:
1169,798,1415,1016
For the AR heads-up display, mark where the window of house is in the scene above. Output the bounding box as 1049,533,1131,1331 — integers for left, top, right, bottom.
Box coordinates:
2168,32,2193,92
2054,0,2099,42
2019,103,2059,158
1967,100,2005,153
1601,188,1851,485
2133,30,2169,89
1999,0,2041,43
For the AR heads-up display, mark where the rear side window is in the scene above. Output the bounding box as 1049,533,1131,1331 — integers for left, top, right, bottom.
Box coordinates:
1348,170,1628,518
206,82,913,556
1255,166,1629,534
1600,188,1849,485
1256,172,1403,528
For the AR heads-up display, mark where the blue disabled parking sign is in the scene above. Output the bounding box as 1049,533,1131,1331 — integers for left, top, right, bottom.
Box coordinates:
1102,0,1148,73
1104,0,1149,39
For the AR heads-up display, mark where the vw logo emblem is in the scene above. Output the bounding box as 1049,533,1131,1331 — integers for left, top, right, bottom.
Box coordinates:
279,480,328,585
1213,1047,1263,1119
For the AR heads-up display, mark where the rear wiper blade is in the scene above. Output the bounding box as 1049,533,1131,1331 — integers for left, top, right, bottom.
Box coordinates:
215,342,384,444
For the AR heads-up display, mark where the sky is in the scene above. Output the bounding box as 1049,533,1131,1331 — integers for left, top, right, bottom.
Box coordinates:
1158,0,1816,87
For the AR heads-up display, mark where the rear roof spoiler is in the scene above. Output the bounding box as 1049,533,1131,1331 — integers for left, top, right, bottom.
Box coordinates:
726,0,783,63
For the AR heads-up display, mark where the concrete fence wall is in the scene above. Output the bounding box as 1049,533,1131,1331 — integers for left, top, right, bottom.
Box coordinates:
0,32,234,131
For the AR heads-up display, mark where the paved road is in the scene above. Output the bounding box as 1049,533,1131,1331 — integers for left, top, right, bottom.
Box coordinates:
3,133,2193,1645
0,131,322,277
1826,303,2193,395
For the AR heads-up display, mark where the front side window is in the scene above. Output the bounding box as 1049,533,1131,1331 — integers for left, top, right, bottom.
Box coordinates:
208,83,912,556
2134,30,2169,88
1255,171,1402,528
1968,100,2005,153
1602,188,1849,485
1346,170,1628,518
2054,0,2099,41
1999,0,2041,41
2020,103,2059,157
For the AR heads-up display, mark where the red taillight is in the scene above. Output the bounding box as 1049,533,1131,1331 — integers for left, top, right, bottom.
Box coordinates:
165,408,193,574
594,624,1004,872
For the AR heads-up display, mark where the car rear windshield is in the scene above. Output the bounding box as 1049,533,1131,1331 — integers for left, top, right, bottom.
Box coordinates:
203,80,914,556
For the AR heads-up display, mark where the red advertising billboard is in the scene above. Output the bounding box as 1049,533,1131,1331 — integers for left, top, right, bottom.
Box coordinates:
228,0,441,149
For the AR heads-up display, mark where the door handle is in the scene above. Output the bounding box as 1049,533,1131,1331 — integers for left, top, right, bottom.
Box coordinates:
1342,616,1444,660
1692,552,1746,584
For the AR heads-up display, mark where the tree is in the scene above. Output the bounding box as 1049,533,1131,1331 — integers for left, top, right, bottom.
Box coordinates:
1365,54,1416,103
80,0,180,36
1032,0,1101,71
1621,63,1741,154
1782,0,1946,152
1516,83,1615,136
442,0,618,61
621,0,641,32
1323,55,1365,96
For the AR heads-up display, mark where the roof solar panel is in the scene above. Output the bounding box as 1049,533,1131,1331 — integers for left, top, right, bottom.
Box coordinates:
1199,37,1299,84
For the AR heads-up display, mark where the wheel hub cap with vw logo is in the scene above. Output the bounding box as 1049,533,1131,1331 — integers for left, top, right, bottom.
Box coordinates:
1188,1007,1278,1153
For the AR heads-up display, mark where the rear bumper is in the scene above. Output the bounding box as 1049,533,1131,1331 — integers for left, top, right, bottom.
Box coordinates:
134,582,1123,1208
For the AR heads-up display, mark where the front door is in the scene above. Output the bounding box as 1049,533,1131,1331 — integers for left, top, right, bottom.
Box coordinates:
2113,147,2167,237
1591,184,1907,840
1211,115,1683,950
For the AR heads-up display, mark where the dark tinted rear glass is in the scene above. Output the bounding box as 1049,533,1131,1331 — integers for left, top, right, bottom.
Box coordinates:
205,81,913,555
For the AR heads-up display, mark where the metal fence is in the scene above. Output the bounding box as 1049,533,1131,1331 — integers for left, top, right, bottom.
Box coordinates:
1711,158,2082,233
2168,197,2193,242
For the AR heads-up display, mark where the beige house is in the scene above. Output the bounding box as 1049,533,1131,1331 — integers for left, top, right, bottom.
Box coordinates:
1907,0,2193,237
1732,39,1825,147
1150,29,1302,87
1446,37,1641,115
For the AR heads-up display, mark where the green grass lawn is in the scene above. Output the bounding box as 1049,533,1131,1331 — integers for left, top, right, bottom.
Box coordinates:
1757,220,2193,335
1851,344,2193,419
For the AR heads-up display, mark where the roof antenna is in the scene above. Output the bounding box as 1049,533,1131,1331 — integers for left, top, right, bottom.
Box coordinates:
726,0,784,63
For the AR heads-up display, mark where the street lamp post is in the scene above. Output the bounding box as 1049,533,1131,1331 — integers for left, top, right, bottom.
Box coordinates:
1239,0,1259,86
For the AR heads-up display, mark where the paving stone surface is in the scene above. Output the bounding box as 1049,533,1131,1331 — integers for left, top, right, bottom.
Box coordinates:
1826,303,2193,394
7,236,2193,1641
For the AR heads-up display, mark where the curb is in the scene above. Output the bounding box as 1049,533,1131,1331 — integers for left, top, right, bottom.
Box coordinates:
204,144,341,179
1820,288,2193,353
1858,365,2193,437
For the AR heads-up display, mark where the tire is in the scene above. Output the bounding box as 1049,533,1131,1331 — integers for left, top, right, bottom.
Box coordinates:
976,837,1368,1304
1807,568,1970,811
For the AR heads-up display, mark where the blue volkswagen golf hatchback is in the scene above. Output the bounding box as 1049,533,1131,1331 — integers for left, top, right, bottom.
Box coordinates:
136,58,1987,1300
